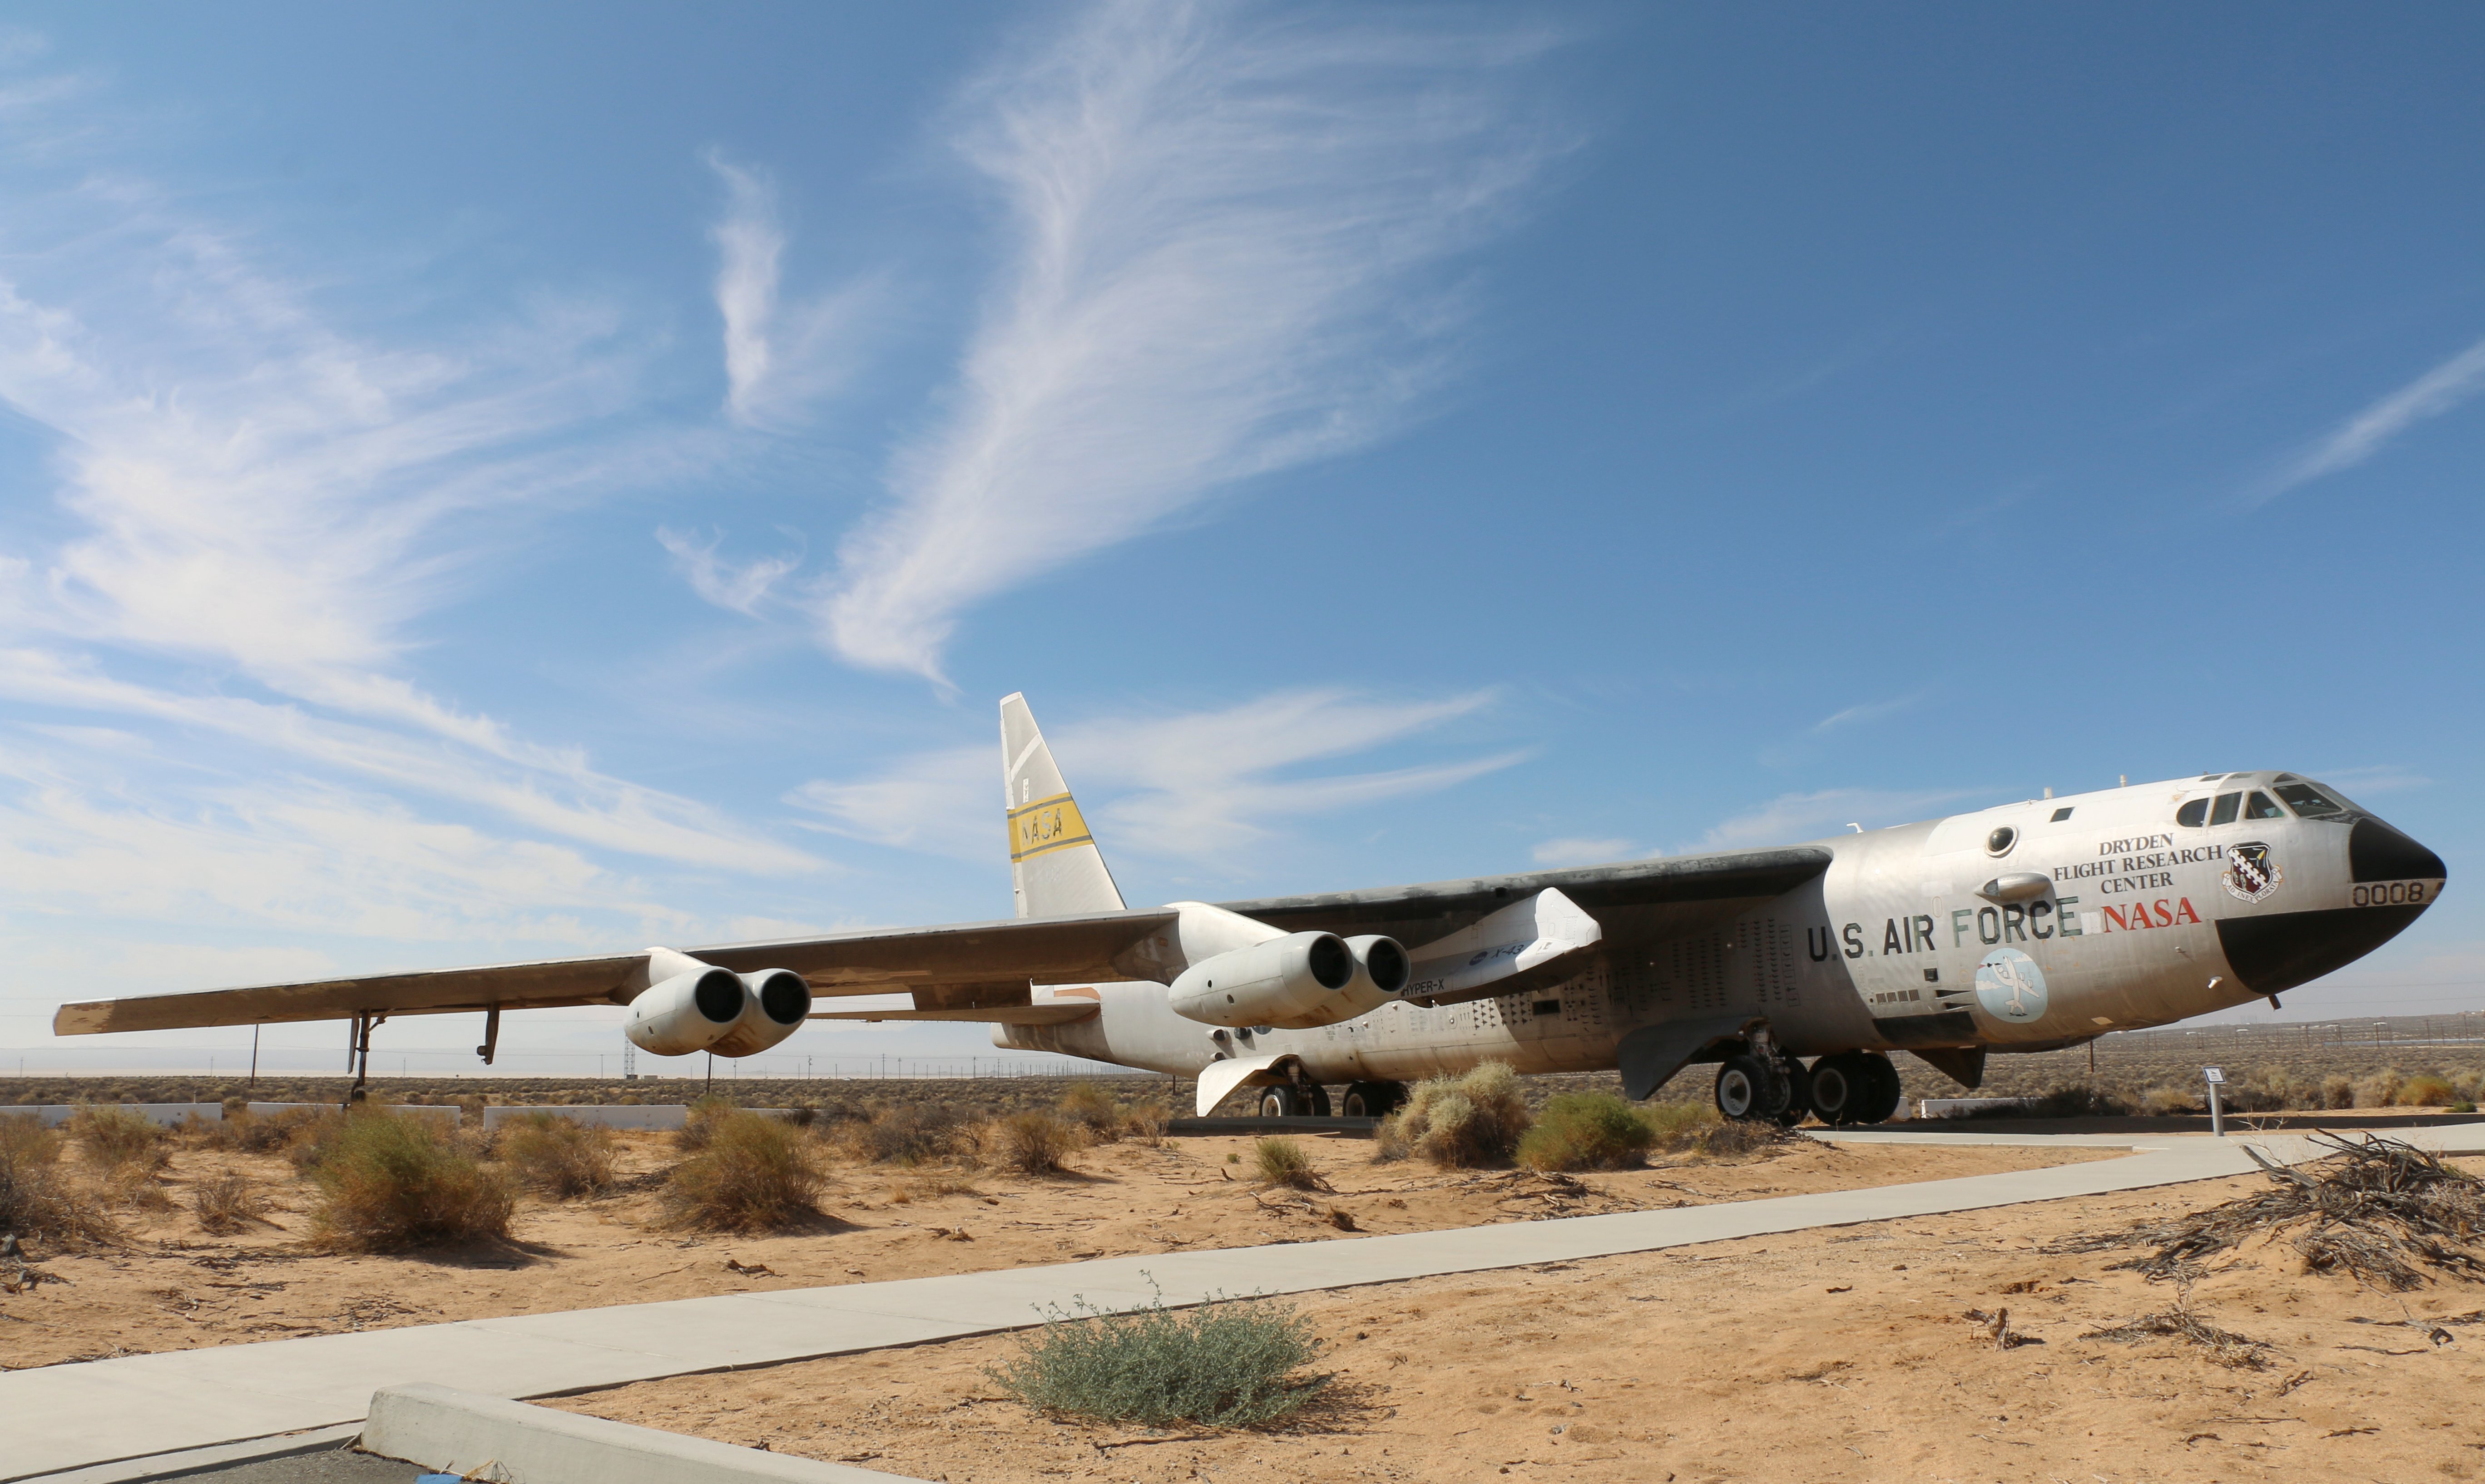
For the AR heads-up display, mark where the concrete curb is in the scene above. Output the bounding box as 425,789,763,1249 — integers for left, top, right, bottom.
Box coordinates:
361,1383,922,1484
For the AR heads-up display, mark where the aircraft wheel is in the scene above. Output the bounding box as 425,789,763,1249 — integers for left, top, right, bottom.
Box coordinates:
1807,1054,1865,1126
1342,1081,1405,1118
1304,1084,1333,1117
1856,1053,1904,1124
1257,1086,1300,1118
1773,1054,1814,1127
1715,1054,1784,1122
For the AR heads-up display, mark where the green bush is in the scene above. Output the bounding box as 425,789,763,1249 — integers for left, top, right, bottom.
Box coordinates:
983,1111,1084,1175
663,1110,825,1230
309,1111,515,1251
1515,1093,1655,1172
987,1290,1325,1429
500,1113,618,1198
0,1114,117,1251
2399,1075,2458,1108
1375,1062,1531,1168
1251,1137,1324,1190
67,1106,168,1172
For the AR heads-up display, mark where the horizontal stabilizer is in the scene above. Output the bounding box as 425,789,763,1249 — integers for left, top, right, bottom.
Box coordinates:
1402,888,1602,1007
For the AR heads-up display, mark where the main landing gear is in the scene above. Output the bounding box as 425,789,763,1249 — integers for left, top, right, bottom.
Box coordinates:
1715,1049,1901,1127
1257,1083,1333,1118
1340,1081,1406,1118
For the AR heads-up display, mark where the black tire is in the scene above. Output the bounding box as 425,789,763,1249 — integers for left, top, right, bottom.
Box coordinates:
1856,1053,1904,1124
1304,1084,1333,1117
1715,1054,1786,1121
1773,1054,1813,1127
1257,1086,1299,1118
1341,1081,1404,1118
1808,1053,1864,1126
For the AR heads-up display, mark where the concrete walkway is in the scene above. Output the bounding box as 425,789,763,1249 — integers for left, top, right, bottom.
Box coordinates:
11,1128,2478,1482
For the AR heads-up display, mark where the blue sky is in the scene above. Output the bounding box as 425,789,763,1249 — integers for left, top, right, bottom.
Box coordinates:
1,2,2479,1077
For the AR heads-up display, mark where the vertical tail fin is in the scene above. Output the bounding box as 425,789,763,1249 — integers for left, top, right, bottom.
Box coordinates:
1000,693,1127,919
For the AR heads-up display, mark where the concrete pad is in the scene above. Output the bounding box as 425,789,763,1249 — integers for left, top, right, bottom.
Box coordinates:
361,1383,921,1484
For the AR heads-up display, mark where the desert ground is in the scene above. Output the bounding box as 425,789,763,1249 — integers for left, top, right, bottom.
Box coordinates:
0,1121,2109,1370
553,1156,2485,1484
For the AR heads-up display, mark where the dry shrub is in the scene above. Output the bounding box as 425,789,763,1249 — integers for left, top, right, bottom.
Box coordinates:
1057,1083,1125,1143
1122,1101,1172,1146
0,1114,117,1251
500,1113,617,1198
193,1173,270,1233
676,1096,739,1152
847,1104,968,1165
1639,1100,1720,1145
2321,1073,2357,1110
309,1111,515,1251
2027,1085,2134,1119
663,1110,825,1231
281,1109,351,1172
2397,1075,2458,1108
983,1111,1084,1175
68,1105,168,1172
2138,1085,2199,1117
2355,1070,2405,1109
1375,1062,1530,1168
1516,1092,1654,1172
2081,1307,2274,1370
106,1161,177,1213
1252,1137,1325,1190
1673,1117,1803,1161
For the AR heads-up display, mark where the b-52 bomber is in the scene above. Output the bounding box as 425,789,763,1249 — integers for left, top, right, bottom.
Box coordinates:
55,695,2449,1124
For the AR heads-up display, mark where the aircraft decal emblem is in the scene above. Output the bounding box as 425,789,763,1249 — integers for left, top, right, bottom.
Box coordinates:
1973,947,2049,1024
2221,843,2283,904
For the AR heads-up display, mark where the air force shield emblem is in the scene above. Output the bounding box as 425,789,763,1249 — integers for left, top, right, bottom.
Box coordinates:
2222,842,2283,904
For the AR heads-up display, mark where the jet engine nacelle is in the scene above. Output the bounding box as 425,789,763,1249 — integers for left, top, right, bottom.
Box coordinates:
623,951,813,1057
1168,930,1407,1029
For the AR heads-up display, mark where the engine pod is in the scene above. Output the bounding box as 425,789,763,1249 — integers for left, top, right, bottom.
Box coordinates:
624,966,747,1055
1168,930,1396,1029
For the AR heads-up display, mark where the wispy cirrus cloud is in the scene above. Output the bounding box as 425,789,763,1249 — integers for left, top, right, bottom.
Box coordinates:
704,150,881,431
2262,332,2485,502
656,526,804,618
788,688,1518,868
818,0,1566,678
0,79,820,899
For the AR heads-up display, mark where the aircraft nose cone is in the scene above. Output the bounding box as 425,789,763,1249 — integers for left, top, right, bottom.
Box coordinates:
2215,818,2443,998
2351,817,2448,885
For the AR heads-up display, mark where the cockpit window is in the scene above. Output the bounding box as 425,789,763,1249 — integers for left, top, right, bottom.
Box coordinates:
2049,806,2073,822
2209,792,2242,826
2274,782,2346,818
2177,798,2209,828
2244,791,2285,821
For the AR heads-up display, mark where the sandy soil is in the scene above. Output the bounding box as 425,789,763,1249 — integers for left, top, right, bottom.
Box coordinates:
0,1130,2107,1370
551,1157,2485,1484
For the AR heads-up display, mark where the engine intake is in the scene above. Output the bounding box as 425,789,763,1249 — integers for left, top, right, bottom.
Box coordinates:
1168,930,1406,1029
624,965,747,1055
711,969,813,1058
